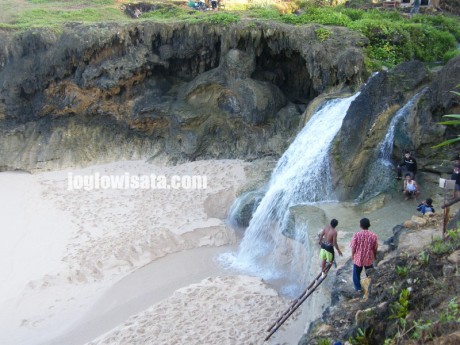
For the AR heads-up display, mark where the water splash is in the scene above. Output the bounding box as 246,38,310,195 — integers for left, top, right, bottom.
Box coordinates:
224,94,359,290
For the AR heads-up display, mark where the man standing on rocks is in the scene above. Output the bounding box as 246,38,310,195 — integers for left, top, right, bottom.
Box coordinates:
397,150,417,179
350,218,378,292
318,219,343,278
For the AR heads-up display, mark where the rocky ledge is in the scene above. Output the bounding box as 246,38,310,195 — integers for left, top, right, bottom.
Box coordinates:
300,213,460,345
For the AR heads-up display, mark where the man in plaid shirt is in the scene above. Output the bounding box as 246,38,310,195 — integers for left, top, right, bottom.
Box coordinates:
350,218,378,291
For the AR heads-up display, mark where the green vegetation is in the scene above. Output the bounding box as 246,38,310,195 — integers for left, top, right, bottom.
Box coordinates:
141,5,201,21
383,288,411,344
247,6,282,20
431,228,460,255
277,6,459,68
138,3,239,23
0,0,127,29
0,0,241,29
349,327,374,345
395,265,409,277
202,12,239,24
386,294,459,344
317,338,331,345
389,288,410,325
417,250,430,266
0,1,459,70
440,297,460,323
315,27,332,41
384,228,460,343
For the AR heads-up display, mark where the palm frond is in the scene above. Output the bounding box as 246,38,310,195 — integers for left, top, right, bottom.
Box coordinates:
432,137,460,148
437,121,460,125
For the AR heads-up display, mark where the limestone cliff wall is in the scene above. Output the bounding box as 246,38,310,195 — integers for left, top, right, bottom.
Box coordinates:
0,20,367,171
331,57,460,200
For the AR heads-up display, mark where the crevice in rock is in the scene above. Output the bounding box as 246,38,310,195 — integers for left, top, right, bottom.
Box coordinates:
253,45,314,105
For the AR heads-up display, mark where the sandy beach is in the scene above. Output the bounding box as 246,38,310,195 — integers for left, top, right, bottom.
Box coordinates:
86,275,289,345
0,159,314,345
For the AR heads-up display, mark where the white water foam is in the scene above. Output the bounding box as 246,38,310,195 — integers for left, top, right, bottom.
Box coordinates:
223,94,360,291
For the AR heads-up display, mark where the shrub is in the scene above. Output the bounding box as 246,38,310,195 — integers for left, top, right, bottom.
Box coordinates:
403,23,457,62
411,14,460,40
443,50,460,63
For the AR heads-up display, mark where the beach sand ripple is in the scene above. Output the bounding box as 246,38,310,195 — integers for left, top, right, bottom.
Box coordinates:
86,275,289,345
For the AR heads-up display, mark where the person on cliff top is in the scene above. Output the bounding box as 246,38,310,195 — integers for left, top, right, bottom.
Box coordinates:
350,218,378,292
450,165,460,199
318,219,343,278
403,173,420,201
410,0,420,17
396,150,417,180
417,198,435,215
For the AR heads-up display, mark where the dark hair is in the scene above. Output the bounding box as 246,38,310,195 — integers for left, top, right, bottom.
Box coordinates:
426,198,433,206
360,218,370,229
330,219,338,228
404,150,411,154
405,173,412,178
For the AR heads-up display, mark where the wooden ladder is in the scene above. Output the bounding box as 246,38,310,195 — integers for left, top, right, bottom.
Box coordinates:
265,263,332,342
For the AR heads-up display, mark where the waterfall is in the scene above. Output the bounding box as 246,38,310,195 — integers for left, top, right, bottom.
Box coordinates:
379,90,424,163
223,94,359,292
358,90,426,200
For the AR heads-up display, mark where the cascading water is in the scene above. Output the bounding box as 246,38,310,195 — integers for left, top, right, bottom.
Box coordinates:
358,90,426,200
223,93,359,294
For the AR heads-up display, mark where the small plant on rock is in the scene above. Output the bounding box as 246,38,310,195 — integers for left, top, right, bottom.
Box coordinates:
389,288,410,326
318,338,331,345
410,319,433,341
417,251,430,266
430,231,459,255
439,297,460,323
395,265,409,277
315,27,332,42
349,327,374,345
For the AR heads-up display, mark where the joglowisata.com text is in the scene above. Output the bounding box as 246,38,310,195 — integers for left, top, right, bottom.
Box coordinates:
67,172,208,191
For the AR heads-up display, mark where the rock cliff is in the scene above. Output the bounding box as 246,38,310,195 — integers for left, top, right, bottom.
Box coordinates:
0,20,367,171
331,57,460,200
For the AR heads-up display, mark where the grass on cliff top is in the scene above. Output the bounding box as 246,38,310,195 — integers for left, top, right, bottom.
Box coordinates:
0,1,459,70
0,0,128,29
0,0,242,29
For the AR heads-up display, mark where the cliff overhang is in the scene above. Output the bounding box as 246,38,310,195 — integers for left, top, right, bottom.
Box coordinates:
0,20,367,171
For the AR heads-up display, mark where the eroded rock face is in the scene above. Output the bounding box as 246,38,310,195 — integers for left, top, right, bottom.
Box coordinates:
407,56,460,162
331,61,431,200
0,21,367,171
331,56,460,201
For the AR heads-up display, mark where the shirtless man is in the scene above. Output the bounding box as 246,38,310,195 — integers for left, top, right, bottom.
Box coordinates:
318,219,343,277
